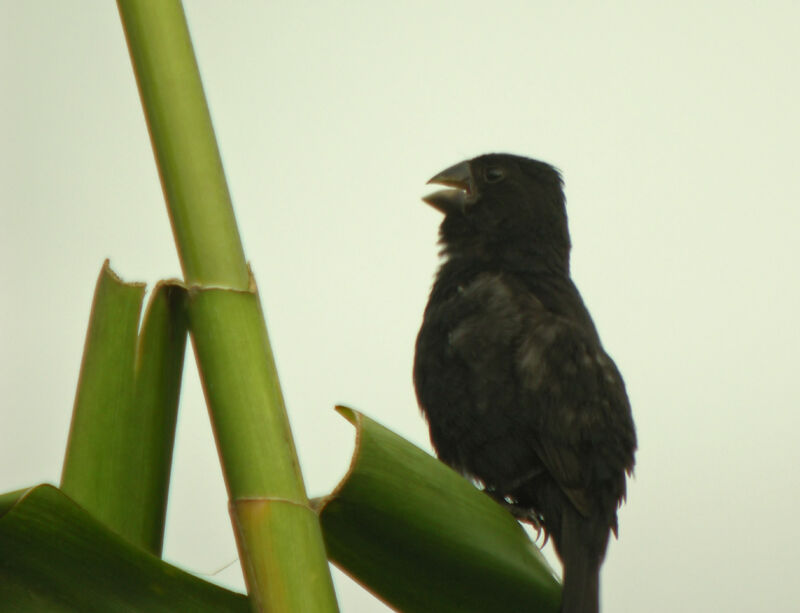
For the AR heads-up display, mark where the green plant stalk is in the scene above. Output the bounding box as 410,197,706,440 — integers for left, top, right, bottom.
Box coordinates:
61,262,187,554
187,285,335,611
232,498,332,613
186,286,302,500
116,2,337,610
117,1,247,289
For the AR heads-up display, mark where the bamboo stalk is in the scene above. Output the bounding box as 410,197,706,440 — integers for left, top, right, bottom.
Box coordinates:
116,2,338,610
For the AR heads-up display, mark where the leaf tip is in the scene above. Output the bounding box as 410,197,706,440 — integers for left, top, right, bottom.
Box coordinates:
334,405,359,426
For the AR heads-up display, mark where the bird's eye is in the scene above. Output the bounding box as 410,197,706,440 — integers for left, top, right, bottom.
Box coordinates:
484,167,505,183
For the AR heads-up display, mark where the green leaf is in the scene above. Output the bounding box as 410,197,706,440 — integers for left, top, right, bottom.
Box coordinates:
0,484,248,612
130,277,189,553
60,262,187,554
316,407,562,613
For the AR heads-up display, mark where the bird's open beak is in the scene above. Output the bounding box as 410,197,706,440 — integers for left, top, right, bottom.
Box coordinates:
422,160,475,214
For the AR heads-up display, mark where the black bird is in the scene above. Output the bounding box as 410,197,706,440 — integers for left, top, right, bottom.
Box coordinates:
413,154,636,613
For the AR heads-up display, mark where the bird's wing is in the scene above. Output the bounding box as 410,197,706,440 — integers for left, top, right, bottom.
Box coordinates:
446,273,632,519
514,305,633,519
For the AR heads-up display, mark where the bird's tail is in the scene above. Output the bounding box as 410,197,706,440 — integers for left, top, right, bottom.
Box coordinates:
560,553,600,613
558,509,606,613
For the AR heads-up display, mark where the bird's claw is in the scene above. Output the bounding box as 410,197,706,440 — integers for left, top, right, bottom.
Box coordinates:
488,492,549,544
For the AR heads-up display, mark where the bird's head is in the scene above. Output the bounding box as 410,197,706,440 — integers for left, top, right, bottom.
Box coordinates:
423,153,570,267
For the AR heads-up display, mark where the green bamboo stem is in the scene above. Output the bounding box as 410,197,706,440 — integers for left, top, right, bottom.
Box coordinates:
186,286,304,500
117,1,248,289
116,2,338,610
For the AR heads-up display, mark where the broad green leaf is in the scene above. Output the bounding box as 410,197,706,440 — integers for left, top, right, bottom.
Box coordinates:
0,484,248,612
317,407,562,613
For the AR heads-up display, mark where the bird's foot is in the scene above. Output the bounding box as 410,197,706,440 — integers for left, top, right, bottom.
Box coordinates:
487,492,549,544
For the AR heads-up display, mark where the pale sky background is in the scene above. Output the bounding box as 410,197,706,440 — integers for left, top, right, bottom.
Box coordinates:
2,2,799,612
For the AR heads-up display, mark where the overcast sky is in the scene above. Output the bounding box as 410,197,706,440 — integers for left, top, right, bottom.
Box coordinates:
2,2,799,611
